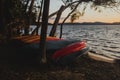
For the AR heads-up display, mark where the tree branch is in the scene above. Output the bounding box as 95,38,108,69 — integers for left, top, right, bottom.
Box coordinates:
49,1,80,18
59,1,81,38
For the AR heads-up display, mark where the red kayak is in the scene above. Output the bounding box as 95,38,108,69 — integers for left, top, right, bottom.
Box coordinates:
52,41,86,60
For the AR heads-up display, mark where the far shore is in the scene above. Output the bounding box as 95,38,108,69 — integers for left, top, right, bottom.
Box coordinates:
33,22,120,25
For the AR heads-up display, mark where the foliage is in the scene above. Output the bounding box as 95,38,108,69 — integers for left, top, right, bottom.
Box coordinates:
0,0,37,37
61,0,120,22
71,11,81,23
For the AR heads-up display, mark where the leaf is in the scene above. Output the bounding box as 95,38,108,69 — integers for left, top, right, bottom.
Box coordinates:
70,11,81,23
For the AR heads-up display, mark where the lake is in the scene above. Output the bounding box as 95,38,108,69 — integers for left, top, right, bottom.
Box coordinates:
31,25,120,60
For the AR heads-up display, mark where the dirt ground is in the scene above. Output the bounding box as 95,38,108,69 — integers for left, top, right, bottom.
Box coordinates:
0,54,120,80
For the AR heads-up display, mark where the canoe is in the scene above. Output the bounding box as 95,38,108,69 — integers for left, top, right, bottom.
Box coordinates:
9,36,89,65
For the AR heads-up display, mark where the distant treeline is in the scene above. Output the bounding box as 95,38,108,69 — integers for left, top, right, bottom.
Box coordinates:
33,22,120,26
56,22,120,25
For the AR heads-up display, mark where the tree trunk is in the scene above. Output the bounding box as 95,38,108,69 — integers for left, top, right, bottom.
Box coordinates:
48,0,79,18
31,0,44,35
24,0,30,12
0,0,5,34
60,2,80,38
39,0,50,64
24,0,35,35
49,6,64,37
28,0,35,15
49,1,80,37
31,1,80,35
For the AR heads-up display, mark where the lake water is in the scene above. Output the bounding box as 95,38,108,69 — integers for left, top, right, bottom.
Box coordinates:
31,25,120,60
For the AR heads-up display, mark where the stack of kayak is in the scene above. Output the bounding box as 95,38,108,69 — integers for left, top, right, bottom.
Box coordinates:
9,36,89,65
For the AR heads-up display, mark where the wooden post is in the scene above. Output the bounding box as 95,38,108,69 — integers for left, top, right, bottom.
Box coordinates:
39,0,50,63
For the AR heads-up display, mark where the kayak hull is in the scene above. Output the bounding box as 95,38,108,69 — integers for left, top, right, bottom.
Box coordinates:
8,36,89,65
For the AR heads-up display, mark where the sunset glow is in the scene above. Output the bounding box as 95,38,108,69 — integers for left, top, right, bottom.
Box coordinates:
49,0,120,23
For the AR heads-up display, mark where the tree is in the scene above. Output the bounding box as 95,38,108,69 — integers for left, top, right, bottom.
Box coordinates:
49,6,65,36
0,0,38,38
60,2,81,38
0,0,27,38
31,0,80,35
24,0,35,35
49,0,80,37
0,0,5,34
31,0,44,35
39,0,50,64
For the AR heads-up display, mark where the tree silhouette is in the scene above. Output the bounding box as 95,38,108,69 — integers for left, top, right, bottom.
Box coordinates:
39,0,50,64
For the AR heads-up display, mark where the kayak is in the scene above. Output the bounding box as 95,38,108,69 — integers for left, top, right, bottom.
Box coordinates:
51,41,89,65
10,36,89,65
9,36,62,47
56,47,89,65
11,35,61,44
52,41,86,60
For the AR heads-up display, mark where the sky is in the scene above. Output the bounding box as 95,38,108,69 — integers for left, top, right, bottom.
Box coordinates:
49,0,120,23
